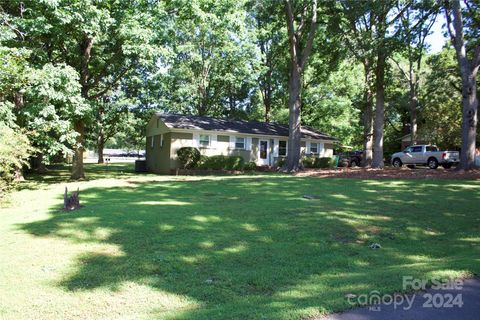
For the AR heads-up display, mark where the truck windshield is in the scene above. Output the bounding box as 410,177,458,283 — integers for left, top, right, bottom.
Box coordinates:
426,146,438,152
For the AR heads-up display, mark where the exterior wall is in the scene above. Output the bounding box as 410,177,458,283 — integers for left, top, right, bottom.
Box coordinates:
146,115,336,172
169,132,257,167
170,132,194,169
146,132,171,174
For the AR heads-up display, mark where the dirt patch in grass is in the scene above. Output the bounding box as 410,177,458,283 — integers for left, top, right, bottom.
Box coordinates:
296,167,480,180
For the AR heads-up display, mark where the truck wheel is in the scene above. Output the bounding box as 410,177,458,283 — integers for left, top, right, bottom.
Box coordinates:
428,157,439,169
392,158,402,168
350,160,358,168
442,163,453,169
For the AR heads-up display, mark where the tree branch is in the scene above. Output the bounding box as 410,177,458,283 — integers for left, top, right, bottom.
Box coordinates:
284,0,298,65
300,0,318,71
472,45,480,76
88,66,133,100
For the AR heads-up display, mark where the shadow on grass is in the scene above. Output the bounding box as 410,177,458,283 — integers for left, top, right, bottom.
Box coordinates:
19,163,143,190
18,176,480,319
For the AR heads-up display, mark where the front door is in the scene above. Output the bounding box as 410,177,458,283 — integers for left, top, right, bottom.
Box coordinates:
258,140,269,165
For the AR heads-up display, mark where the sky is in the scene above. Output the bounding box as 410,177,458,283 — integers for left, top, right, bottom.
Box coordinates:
425,14,449,54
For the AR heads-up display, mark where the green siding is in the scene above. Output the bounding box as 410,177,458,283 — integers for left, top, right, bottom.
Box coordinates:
146,133,171,174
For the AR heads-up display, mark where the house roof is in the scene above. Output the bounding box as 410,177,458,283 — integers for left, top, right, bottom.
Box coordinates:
156,113,336,141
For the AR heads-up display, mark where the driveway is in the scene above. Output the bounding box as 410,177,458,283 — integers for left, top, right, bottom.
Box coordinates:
321,278,480,320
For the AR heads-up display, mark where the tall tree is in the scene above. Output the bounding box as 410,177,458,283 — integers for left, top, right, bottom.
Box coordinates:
444,0,479,170
393,2,437,145
165,0,257,117
283,0,318,172
371,0,412,169
3,0,165,179
250,0,287,123
338,0,377,167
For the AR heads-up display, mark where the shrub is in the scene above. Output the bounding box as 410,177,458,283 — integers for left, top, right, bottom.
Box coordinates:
314,157,336,168
176,147,201,169
276,157,286,167
0,125,34,195
198,155,245,170
302,156,337,169
244,161,257,171
302,156,316,168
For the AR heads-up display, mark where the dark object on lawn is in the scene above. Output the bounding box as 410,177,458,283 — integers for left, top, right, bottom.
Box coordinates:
135,160,147,172
369,243,382,249
303,195,317,200
63,187,82,211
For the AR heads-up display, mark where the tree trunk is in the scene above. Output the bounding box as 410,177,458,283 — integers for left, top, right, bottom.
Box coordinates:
362,60,374,167
285,65,302,171
264,91,271,123
446,0,479,170
283,0,317,172
409,82,418,145
71,120,86,180
459,77,478,169
97,104,105,164
372,49,386,168
71,36,93,180
97,134,105,164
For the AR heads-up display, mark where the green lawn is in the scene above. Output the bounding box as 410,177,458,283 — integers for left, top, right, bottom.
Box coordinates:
1,164,479,320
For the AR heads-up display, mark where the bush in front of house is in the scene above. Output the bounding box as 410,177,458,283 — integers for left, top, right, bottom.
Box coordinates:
302,156,337,169
176,147,201,169
198,155,245,170
302,157,316,168
244,161,257,171
276,157,286,168
314,157,336,168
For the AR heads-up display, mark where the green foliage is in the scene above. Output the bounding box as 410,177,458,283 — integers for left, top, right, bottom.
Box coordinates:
302,61,363,147
0,125,34,192
275,156,286,168
302,156,336,169
161,0,258,117
176,147,201,169
243,161,257,171
198,155,245,170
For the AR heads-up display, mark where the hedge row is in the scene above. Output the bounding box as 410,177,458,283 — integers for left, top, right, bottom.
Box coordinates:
198,155,245,170
302,156,337,168
277,156,337,168
176,147,256,171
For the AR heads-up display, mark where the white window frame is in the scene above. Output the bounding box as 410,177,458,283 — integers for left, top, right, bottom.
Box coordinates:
235,136,245,149
151,136,154,148
278,140,288,156
160,134,164,147
199,134,210,147
310,142,319,154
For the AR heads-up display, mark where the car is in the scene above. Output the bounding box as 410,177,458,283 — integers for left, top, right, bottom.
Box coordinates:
338,150,363,167
391,145,459,169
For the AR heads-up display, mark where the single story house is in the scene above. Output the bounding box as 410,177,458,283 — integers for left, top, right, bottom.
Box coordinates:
146,113,337,173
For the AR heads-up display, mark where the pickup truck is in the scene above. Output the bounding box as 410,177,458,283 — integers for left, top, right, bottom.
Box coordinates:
391,145,459,169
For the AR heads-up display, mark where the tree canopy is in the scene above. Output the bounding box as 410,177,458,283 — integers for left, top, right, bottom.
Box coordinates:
0,0,478,182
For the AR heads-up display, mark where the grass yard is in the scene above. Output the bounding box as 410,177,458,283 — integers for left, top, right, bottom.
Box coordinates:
1,164,479,320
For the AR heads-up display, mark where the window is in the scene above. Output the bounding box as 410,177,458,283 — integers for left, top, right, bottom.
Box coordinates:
235,137,245,149
411,146,423,153
426,146,438,152
159,134,164,147
279,141,287,156
150,136,154,148
199,134,210,147
310,142,319,154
